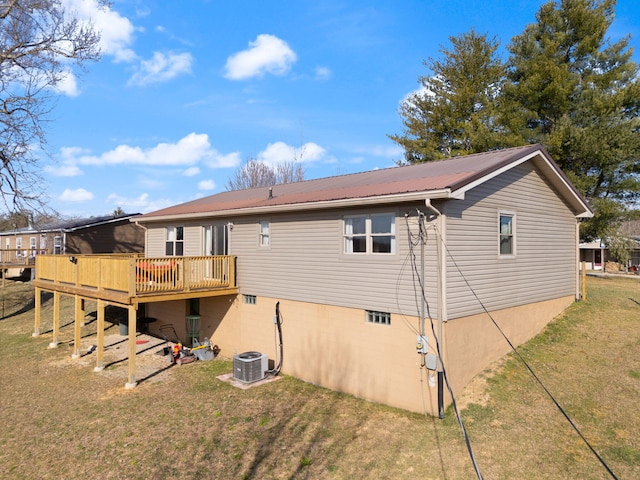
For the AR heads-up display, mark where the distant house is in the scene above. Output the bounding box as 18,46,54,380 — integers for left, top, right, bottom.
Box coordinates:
579,220,640,271
32,145,592,416
0,213,144,276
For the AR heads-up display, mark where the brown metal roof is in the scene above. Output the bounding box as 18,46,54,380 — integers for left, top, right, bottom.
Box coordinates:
138,144,591,220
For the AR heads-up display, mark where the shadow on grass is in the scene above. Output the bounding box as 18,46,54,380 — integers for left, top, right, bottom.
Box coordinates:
0,290,53,321
100,337,175,386
137,363,175,385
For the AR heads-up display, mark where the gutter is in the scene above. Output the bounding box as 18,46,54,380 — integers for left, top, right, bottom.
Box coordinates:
134,188,456,224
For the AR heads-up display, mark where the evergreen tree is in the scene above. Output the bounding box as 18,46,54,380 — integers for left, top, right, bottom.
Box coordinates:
389,30,512,163
503,0,640,239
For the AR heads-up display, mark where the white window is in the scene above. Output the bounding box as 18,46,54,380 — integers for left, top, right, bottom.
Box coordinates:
367,310,391,325
243,294,257,305
259,221,270,247
166,226,184,256
54,236,62,254
5,238,10,249
30,237,36,249
499,212,515,256
16,238,22,249
344,214,396,254
40,234,46,250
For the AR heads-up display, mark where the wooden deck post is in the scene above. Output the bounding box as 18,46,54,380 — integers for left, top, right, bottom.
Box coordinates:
183,257,190,291
581,260,587,301
49,291,60,348
71,295,83,359
32,287,41,337
94,299,105,372
125,305,138,389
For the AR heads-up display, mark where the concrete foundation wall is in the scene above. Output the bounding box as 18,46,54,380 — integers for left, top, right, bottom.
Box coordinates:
442,295,575,401
148,293,573,415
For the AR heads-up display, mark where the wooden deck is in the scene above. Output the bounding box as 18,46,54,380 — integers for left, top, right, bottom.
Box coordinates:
32,254,238,305
0,248,48,268
30,254,237,389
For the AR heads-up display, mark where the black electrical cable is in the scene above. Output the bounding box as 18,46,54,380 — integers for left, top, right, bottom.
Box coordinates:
407,212,484,480
436,225,618,480
268,301,283,376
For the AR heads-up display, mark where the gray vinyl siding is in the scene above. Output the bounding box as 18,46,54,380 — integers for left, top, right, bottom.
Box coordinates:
183,225,203,256
443,162,577,319
230,207,437,317
145,223,204,257
146,228,165,256
139,162,578,320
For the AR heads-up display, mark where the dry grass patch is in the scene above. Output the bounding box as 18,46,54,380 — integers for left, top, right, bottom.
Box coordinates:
0,276,638,479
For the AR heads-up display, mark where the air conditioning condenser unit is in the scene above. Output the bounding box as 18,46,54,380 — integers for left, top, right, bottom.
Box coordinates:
233,351,268,383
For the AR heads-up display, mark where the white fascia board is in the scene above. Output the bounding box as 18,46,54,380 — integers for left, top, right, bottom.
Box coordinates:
453,150,541,197
135,188,455,224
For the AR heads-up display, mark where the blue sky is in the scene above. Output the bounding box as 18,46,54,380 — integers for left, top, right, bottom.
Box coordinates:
42,0,640,217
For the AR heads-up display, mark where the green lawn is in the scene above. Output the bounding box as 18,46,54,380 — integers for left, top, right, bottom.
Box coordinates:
0,276,638,479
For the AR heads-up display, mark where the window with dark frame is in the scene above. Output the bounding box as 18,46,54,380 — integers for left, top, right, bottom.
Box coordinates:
166,226,184,256
259,221,270,247
499,213,514,256
367,310,391,325
344,214,395,254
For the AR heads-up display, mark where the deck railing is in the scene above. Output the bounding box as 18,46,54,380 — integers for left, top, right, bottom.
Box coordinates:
35,254,236,297
0,248,50,266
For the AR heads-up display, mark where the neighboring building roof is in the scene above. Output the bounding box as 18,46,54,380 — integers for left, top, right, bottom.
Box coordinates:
0,213,141,236
49,213,142,232
138,144,593,222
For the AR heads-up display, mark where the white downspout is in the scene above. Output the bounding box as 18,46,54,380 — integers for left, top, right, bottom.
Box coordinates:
575,220,580,300
425,199,446,418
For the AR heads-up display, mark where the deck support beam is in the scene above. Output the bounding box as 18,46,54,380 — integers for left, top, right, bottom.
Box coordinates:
32,287,41,337
94,299,105,372
125,305,138,389
48,291,61,348
71,295,84,359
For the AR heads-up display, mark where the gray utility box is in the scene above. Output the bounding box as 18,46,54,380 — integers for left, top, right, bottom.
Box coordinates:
233,351,268,383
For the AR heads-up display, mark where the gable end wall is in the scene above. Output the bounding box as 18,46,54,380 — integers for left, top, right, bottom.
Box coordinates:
443,162,577,319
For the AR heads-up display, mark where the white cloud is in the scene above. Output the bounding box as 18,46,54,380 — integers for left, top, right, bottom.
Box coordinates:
315,66,332,80
183,166,201,177
106,192,175,214
53,68,80,97
106,192,149,207
258,141,327,166
44,163,83,177
354,145,405,158
61,146,91,159
128,51,193,86
224,34,297,80
63,0,137,63
68,133,227,167
59,188,94,202
204,151,242,169
198,179,215,190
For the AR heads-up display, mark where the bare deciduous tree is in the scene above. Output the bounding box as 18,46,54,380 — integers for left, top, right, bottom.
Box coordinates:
226,158,305,191
0,0,101,212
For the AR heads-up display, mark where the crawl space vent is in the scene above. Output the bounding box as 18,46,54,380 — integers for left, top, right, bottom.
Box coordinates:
233,351,268,383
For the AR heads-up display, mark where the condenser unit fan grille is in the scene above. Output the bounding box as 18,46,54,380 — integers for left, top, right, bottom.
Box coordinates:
233,351,268,383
